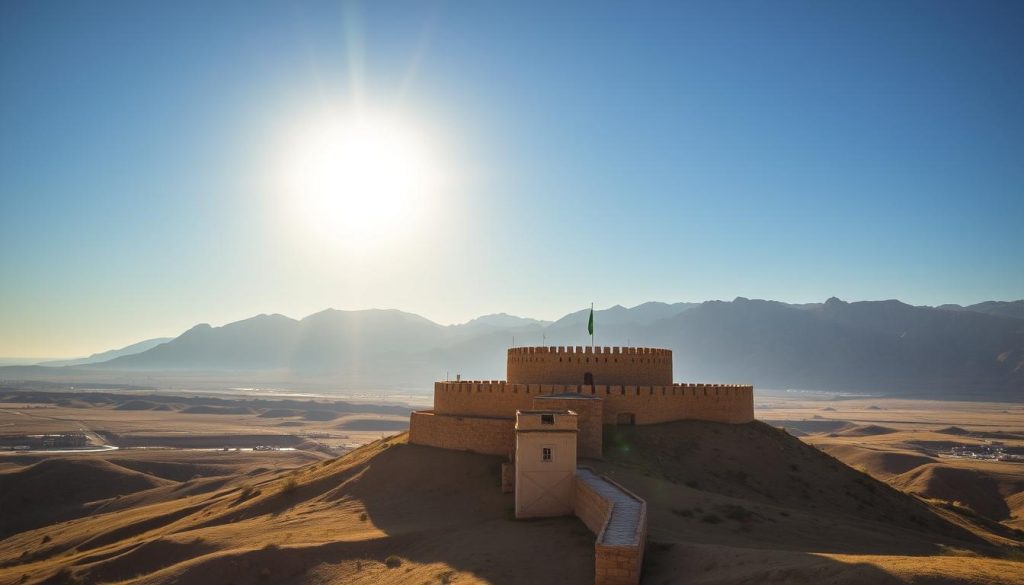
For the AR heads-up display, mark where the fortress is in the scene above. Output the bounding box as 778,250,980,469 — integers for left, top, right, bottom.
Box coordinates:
408,345,755,585
409,345,755,458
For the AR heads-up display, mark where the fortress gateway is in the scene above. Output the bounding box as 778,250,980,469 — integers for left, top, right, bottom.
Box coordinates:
409,346,755,458
408,346,754,585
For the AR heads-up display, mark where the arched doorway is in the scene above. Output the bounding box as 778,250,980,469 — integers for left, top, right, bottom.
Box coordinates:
616,412,636,425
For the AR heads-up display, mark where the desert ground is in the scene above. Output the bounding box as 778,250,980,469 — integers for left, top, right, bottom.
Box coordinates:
0,388,1021,584
0,386,414,454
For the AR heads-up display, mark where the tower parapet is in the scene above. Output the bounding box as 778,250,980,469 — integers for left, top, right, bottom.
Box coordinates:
507,346,672,386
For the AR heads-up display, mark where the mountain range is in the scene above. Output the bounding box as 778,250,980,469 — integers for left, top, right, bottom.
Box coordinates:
3,298,1022,400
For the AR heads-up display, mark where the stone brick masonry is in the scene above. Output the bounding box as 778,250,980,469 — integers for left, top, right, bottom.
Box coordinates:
408,411,513,457
508,346,673,386
576,468,647,585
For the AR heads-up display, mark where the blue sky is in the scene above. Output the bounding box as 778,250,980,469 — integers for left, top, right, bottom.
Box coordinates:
1,1,1022,358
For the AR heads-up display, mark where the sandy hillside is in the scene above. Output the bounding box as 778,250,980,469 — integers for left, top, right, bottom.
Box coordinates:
594,421,1023,584
0,421,1021,584
759,395,1024,533
0,437,592,585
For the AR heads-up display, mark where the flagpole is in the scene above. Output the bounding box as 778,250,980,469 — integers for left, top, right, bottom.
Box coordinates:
590,302,594,349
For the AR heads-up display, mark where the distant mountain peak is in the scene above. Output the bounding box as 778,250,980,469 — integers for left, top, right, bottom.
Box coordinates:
461,313,550,328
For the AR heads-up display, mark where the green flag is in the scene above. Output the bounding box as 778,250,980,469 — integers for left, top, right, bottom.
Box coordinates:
587,305,594,336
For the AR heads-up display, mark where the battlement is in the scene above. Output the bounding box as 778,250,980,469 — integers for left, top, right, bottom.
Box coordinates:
431,380,754,426
507,346,673,385
508,346,671,357
435,380,754,395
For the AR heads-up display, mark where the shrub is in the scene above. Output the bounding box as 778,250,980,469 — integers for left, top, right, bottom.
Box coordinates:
41,535,51,544
280,474,299,495
359,512,368,522
439,570,456,584
385,555,402,569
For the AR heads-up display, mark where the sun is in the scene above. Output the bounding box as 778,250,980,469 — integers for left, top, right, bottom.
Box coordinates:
278,109,441,249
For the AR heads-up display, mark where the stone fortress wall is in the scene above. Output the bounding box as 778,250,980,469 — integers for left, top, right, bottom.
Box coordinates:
432,380,754,426
508,346,672,385
410,346,754,457
408,410,513,456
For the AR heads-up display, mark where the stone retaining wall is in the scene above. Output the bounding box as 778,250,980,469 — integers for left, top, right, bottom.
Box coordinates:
407,411,513,457
575,470,647,585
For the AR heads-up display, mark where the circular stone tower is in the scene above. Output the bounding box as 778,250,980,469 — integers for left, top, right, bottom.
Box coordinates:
506,346,672,386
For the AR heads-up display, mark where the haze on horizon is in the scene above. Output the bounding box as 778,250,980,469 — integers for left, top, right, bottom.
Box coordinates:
2,1,1023,359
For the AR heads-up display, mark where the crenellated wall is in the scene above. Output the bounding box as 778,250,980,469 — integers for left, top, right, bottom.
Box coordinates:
507,346,672,386
409,346,754,458
431,381,754,425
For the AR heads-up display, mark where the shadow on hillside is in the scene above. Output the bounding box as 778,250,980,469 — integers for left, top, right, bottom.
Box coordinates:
333,442,595,585
642,540,920,585
598,421,999,557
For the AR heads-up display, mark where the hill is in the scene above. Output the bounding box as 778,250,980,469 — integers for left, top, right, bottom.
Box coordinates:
0,459,172,538
37,338,172,368
1,423,1021,584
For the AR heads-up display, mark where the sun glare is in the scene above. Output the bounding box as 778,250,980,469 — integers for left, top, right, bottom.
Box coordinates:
278,110,440,249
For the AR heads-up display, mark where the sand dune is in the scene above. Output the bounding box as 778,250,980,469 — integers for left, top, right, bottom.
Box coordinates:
761,419,854,435
115,400,161,411
0,459,172,538
890,464,1012,521
815,444,937,478
180,405,256,415
837,424,899,436
258,408,301,418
